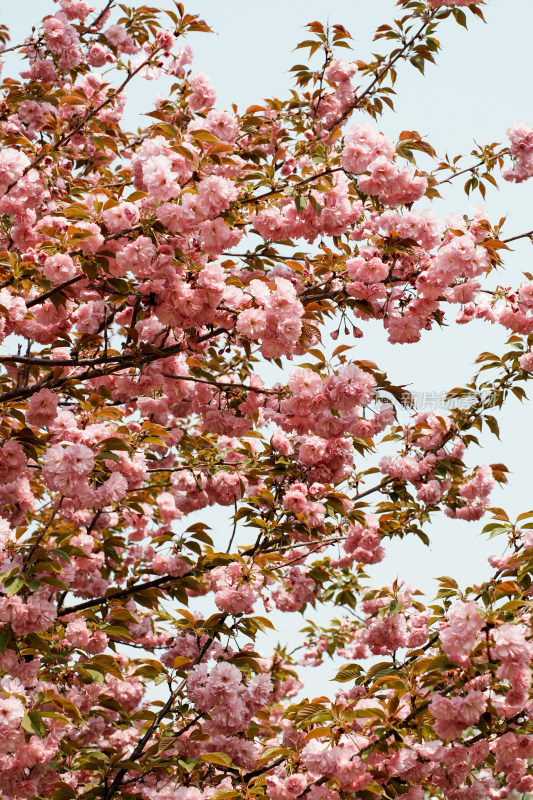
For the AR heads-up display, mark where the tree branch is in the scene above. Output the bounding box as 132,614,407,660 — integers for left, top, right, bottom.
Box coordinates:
331,11,438,129
101,631,222,800
23,497,64,569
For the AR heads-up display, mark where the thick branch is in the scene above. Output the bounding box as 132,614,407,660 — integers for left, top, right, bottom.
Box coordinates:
0,328,227,405
57,572,184,616
101,631,221,800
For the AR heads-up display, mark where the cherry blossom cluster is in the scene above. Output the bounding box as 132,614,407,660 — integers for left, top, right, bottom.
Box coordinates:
0,1,532,799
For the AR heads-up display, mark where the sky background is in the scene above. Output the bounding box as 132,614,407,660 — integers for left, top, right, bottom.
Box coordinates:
2,0,533,694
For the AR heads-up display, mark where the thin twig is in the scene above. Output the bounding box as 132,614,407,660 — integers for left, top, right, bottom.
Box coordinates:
88,0,115,31
434,150,508,186
502,229,533,245
331,11,438,129
23,497,64,569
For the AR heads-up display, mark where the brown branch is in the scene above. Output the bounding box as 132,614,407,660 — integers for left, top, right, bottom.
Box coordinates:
88,0,115,31
331,11,438,129
238,167,343,206
26,275,86,309
59,529,278,616
4,53,161,198
24,225,143,310
502,229,533,245
161,372,276,395
243,756,287,784
353,476,394,501
0,353,155,367
0,41,35,55
434,149,508,187
0,327,227,405
23,497,64,569
0,357,273,396
101,631,221,800
225,252,309,262
57,572,184,616
298,288,346,304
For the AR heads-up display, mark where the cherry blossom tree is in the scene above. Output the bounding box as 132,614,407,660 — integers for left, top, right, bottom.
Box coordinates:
1,0,533,798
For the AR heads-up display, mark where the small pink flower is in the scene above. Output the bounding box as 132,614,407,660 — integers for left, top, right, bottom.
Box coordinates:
26,388,58,429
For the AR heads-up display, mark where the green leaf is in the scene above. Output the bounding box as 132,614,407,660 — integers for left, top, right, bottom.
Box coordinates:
99,437,131,452
294,195,308,214
95,451,121,463
104,624,133,639
21,711,47,739
485,415,500,439
4,575,24,597
0,629,11,654
199,752,236,768
333,662,363,683
365,661,395,682
452,8,467,27
389,599,402,616
250,615,276,631
83,668,105,686
190,129,220,143
86,654,123,679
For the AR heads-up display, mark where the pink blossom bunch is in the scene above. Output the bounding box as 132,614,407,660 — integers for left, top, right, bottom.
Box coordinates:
188,72,217,111
333,515,385,567
357,156,428,206
0,592,57,635
357,587,430,655
439,600,484,666
271,566,318,611
41,442,95,500
131,136,194,194
503,122,533,182
266,364,389,441
187,662,272,734
283,482,326,528
265,773,308,800
446,464,495,520
150,551,191,577
378,453,436,483
302,738,371,791
492,732,533,794
253,173,362,244
0,3,530,798
42,12,83,69
25,388,59,428
0,149,30,197
341,122,395,174
104,23,139,55
64,617,108,653
194,109,240,143
429,689,487,740
324,59,358,84
209,562,263,614
492,623,533,715
55,0,95,21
